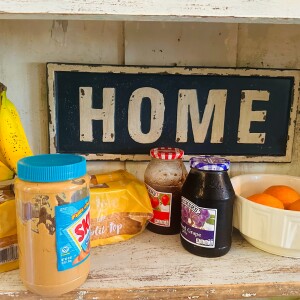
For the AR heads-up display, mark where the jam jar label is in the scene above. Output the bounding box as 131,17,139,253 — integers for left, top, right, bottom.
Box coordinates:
55,196,90,271
146,184,172,227
181,197,217,248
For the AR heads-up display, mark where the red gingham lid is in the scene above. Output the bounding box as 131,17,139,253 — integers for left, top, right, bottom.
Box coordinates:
150,147,184,160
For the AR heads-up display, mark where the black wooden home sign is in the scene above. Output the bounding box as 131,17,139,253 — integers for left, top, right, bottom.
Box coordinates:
47,64,299,162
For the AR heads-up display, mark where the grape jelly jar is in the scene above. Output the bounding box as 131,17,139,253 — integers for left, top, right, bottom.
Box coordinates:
180,156,235,257
144,147,187,235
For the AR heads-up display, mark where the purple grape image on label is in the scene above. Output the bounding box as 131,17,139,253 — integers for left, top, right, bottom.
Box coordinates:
181,205,190,223
191,212,205,228
181,202,213,229
186,208,211,229
200,208,210,220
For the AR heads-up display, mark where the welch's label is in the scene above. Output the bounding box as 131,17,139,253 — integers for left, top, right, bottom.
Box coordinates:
180,197,217,248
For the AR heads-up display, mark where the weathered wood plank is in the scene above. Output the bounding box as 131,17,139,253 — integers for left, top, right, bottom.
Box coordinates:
230,23,300,177
0,19,125,173
124,21,300,178
0,283,300,299
0,231,299,299
0,0,300,24
124,22,238,179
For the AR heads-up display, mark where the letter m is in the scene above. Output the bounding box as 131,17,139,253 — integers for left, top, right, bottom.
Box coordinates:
176,89,227,143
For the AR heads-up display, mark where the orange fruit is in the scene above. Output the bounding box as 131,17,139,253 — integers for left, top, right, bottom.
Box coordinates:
247,193,284,209
263,185,300,209
286,199,300,211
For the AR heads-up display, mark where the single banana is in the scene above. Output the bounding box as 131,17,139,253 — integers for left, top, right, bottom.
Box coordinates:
0,83,33,173
0,160,14,181
0,148,9,168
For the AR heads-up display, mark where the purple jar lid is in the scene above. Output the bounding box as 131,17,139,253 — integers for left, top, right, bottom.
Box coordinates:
190,156,230,171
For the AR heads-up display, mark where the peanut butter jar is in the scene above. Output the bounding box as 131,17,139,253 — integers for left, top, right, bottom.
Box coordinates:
15,154,90,297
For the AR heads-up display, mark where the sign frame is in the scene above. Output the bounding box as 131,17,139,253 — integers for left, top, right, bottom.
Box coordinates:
47,63,300,162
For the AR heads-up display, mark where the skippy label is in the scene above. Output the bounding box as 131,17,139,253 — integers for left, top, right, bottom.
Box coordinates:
181,197,217,248
55,196,90,271
146,184,172,227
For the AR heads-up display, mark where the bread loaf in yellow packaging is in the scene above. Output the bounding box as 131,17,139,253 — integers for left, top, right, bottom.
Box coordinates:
0,182,18,272
90,170,153,246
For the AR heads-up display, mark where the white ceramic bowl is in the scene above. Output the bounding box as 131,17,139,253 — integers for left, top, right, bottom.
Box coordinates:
231,174,300,258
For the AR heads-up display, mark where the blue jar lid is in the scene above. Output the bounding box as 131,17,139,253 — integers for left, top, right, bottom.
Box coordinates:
190,156,230,171
17,154,87,182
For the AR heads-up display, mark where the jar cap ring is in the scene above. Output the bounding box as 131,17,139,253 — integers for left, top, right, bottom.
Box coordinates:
150,147,184,160
17,154,87,182
190,156,230,171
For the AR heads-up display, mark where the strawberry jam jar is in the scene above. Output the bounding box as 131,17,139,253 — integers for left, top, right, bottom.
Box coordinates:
144,147,187,235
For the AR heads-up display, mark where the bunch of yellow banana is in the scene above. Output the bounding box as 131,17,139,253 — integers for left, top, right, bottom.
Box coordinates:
0,82,33,178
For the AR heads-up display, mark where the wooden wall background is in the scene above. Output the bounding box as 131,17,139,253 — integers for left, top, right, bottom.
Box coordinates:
1,20,300,180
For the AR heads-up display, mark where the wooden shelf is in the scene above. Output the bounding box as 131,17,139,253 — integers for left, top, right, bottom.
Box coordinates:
0,2,299,299
0,230,299,299
0,0,300,24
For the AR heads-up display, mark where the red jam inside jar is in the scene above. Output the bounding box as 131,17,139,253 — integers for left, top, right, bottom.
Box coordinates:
144,147,187,235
